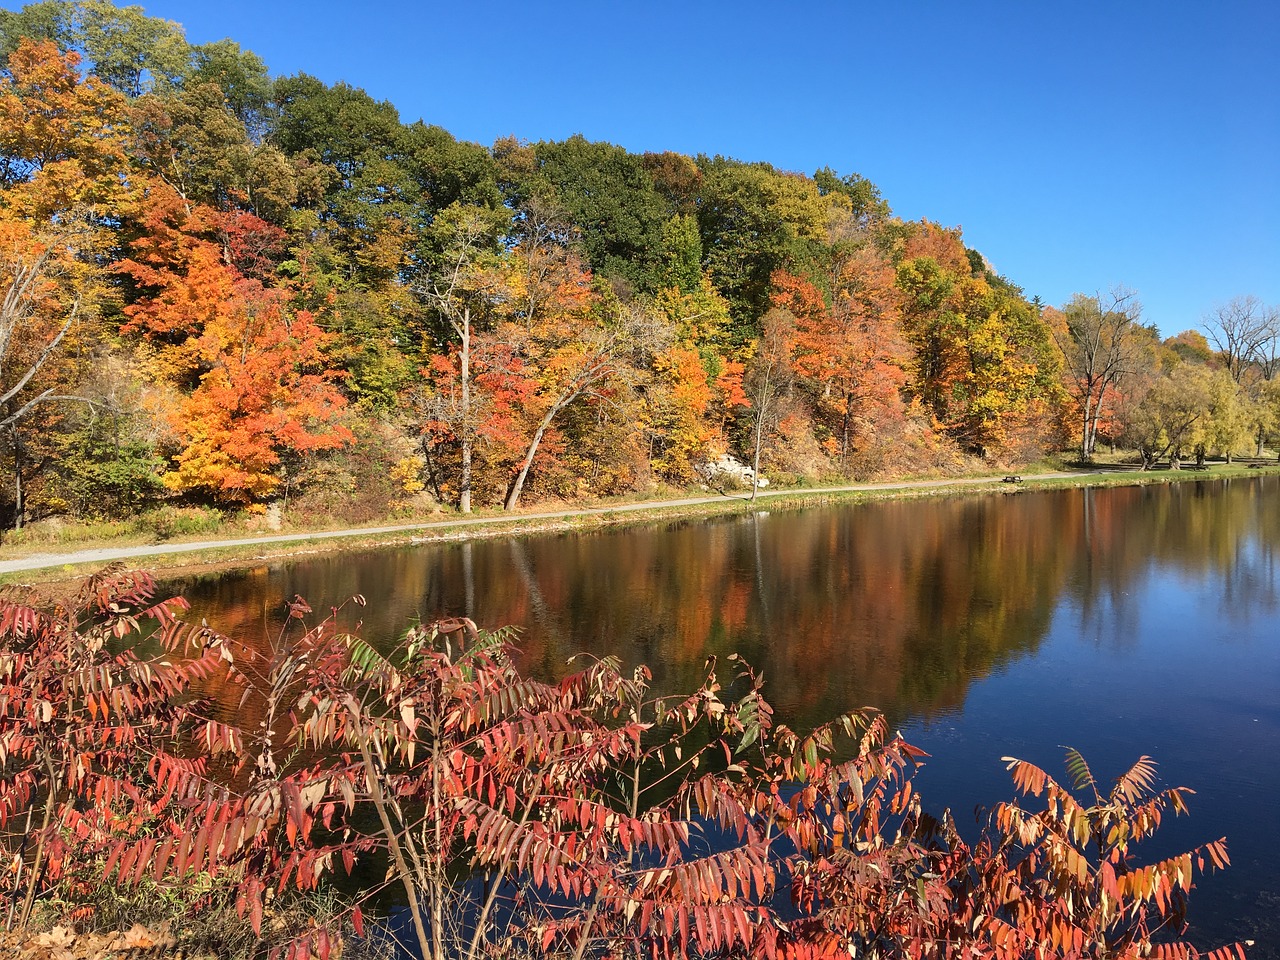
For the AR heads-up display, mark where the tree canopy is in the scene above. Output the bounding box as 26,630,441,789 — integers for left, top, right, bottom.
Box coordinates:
0,2,1273,529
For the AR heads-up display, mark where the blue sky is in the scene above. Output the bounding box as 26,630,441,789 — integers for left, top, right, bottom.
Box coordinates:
13,1,1280,335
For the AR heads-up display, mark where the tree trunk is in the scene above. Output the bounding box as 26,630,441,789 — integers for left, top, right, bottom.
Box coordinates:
420,437,444,502
751,402,765,504
11,425,23,530
504,401,563,512
841,394,851,472
1080,396,1094,462
458,318,472,514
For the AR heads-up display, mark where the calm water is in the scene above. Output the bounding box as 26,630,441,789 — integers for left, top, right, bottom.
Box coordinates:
169,477,1280,955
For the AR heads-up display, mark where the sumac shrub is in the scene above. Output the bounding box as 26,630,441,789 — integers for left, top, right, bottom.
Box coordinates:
1,569,1248,960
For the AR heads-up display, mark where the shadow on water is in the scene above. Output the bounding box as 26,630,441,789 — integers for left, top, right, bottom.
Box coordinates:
166,476,1280,957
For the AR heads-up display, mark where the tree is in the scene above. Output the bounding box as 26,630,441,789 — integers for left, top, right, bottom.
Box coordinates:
745,308,795,501
0,0,191,98
1196,369,1247,464
187,38,272,136
0,38,129,526
477,217,634,511
117,180,352,502
414,203,507,513
812,165,891,226
643,275,737,481
1049,289,1147,461
163,295,352,502
696,157,839,337
776,252,909,473
1203,295,1278,385
896,225,1064,459
528,135,669,296
129,81,300,225
1128,363,1213,469
1202,297,1280,457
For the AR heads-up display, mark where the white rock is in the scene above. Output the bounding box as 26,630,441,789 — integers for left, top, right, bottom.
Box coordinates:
699,454,765,488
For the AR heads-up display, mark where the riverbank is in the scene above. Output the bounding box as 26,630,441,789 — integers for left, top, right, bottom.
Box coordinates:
3,460,1277,585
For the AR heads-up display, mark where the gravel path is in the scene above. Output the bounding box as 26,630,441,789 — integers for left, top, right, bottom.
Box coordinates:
0,472,1093,575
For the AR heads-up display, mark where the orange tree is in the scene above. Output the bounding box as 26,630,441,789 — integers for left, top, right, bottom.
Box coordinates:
117,179,351,502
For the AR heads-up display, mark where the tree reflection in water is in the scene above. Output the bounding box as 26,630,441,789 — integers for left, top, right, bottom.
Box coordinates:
167,477,1280,955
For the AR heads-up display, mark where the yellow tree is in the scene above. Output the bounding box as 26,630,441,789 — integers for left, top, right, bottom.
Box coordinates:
644,274,736,482
895,222,1064,459
0,39,129,525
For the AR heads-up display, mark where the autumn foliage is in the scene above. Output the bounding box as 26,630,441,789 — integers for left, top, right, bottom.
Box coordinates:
3,22,1278,529
0,569,1247,960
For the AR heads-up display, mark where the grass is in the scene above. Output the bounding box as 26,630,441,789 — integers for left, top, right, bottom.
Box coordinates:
3,454,1279,587
18,871,380,960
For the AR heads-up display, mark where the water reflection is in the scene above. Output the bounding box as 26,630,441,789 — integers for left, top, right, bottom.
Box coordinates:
166,477,1280,956
169,477,1280,730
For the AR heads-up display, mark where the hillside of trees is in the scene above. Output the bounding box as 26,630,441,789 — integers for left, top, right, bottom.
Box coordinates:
2,1,1279,532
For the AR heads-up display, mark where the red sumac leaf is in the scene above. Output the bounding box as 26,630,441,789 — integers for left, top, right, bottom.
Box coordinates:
133,837,157,885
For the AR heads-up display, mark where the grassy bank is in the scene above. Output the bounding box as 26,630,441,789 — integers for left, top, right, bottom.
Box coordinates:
3,458,1278,586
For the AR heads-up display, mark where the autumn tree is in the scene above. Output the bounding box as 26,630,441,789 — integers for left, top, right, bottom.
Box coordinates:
413,203,508,513
1202,368,1250,463
0,38,129,526
745,308,796,500
642,234,738,482
1127,362,1214,469
129,81,301,225
117,180,352,502
479,209,637,511
897,223,1064,459
696,157,841,337
774,251,909,474
1050,289,1149,461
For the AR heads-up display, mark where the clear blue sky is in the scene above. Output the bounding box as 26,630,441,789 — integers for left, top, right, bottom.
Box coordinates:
17,1,1280,335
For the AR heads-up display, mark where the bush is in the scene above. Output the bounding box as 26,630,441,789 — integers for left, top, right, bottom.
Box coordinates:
286,425,411,526
142,504,225,540
0,570,1248,960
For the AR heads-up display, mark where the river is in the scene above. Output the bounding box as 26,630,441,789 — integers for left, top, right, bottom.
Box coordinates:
168,476,1280,955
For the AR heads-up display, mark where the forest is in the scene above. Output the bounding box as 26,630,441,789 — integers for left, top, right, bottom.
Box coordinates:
1,0,1278,535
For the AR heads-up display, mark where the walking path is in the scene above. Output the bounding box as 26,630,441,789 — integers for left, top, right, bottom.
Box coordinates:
0,471,1100,575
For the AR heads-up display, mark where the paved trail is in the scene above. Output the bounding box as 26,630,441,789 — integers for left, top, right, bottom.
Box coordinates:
0,472,1099,575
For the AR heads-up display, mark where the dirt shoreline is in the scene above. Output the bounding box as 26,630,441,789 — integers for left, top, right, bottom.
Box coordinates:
3,464,1276,586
